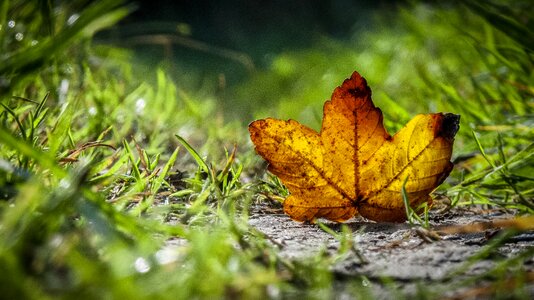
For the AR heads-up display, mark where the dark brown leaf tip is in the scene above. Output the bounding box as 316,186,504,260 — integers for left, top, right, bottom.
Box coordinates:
342,71,372,99
437,113,460,141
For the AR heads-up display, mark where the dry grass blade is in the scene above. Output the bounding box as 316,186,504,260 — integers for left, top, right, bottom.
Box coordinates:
437,215,534,235
59,141,117,163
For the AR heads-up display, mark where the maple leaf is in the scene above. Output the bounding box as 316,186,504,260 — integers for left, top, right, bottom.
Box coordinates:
249,71,460,223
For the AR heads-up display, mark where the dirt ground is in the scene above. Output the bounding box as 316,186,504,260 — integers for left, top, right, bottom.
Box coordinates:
248,205,534,299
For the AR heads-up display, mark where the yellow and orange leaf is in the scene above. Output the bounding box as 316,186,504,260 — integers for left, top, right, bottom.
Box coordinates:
249,71,459,222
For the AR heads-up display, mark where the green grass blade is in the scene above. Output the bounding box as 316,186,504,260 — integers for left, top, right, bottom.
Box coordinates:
401,176,413,225
175,134,209,175
471,130,496,168
123,139,142,182
0,126,65,177
151,147,179,194
0,103,26,141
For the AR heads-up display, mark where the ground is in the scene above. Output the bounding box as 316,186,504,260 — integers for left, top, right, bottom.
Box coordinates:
245,204,534,298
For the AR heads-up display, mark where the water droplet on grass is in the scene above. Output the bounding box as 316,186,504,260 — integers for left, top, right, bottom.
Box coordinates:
134,257,150,273
67,14,79,25
135,98,146,114
88,107,97,116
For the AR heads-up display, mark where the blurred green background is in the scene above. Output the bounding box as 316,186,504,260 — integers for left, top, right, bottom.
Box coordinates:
101,0,405,121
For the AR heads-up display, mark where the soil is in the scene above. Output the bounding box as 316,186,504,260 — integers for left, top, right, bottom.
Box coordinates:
248,204,534,299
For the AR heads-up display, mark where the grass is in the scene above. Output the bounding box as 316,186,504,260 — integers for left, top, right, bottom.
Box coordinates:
1,0,533,299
